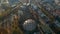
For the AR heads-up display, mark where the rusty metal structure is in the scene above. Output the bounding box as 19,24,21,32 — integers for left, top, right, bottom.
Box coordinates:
0,0,60,34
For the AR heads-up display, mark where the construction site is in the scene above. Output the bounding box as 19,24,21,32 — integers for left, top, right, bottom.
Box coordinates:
0,0,60,34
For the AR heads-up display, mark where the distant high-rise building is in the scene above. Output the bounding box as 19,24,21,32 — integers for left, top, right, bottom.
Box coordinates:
0,0,10,7
0,0,9,4
55,0,60,6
